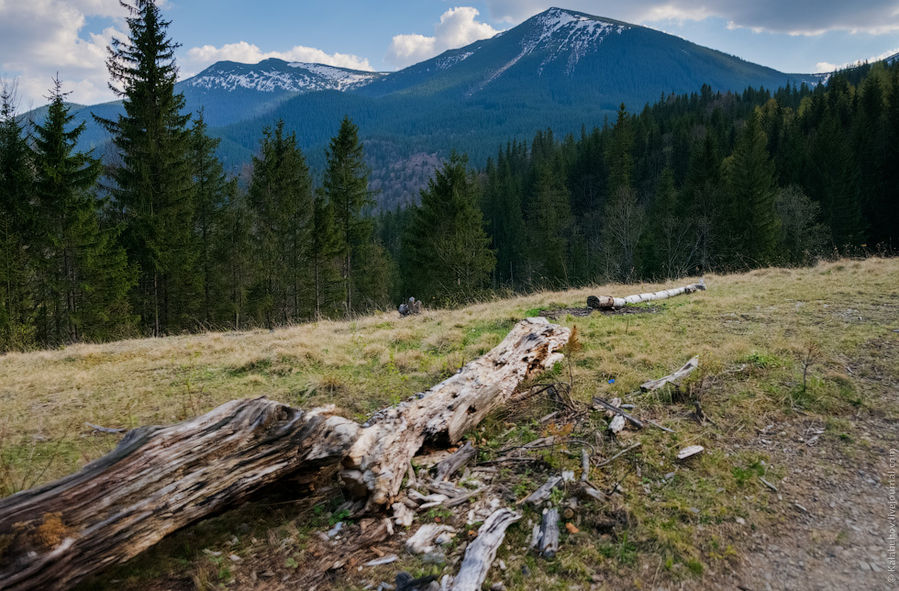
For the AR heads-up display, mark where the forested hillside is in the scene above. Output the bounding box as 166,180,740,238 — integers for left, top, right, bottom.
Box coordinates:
1,1,896,352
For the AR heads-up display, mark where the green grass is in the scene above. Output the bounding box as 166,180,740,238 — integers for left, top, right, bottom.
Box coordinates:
2,257,898,589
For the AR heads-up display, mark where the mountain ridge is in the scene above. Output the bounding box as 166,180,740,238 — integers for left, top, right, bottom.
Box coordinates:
27,6,876,208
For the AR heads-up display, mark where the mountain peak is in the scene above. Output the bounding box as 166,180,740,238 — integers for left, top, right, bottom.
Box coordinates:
184,59,382,94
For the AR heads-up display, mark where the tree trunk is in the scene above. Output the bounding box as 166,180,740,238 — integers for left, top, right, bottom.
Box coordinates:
587,280,706,309
0,318,569,590
0,400,360,591
341,317,570,509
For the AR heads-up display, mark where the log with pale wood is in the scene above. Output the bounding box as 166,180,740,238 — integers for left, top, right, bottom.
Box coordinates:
587,280,706,310
0,317,570,591
341,317,570,510
445,508,521,591
641,356,700,391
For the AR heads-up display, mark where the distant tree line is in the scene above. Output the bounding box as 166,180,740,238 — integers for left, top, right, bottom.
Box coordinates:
383,61,898,292
1,0,896,352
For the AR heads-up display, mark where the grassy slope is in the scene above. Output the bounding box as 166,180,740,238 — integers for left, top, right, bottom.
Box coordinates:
1,258,897,589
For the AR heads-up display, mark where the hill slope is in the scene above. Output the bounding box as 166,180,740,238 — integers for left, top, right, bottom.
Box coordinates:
28,7,832,208
1,257,896,589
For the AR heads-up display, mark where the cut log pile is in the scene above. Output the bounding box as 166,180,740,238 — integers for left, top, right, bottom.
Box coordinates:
0,282,710,591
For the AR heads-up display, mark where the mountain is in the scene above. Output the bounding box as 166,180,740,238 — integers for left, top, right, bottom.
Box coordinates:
358,8,817,103
32,7,839,208
179,59,385,126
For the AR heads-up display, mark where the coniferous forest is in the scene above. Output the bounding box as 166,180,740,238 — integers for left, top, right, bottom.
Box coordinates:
1,0,897,352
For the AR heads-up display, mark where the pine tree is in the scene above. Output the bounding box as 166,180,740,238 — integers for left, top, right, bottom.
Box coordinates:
309,193,340,319
32,77,134,345
97,0,194,336
189,112,232,326
403,153,494,303
321,117,375,315
215,189,251,329
527,163,572,286
247,120,312,327
0,85,36,351
722,113,781,266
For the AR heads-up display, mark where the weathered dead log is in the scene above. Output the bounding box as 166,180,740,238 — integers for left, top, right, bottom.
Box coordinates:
0,399,359,591
536,507,561,559
520,475,562,506
641,356,699,391
434,441,477,482
0,318,569,591
448,508,520,591
342,317,570,509
587,280,706,310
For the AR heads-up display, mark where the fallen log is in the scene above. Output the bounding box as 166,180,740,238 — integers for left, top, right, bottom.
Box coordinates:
0,400,360,591
641,356,700,392
342,317,570,509
0,317,569,591
587,280,706,310
447,508,520,591
536,507,561,559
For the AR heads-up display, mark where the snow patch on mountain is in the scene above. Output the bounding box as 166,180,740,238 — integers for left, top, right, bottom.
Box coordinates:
532,8,627,73
481,8,628,90
436,51,475,70
185,61,382,93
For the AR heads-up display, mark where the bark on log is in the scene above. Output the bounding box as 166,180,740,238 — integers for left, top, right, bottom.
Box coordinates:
448,508,520,591
640,356,700,391
587,280,706,310
536,507,561,559
0,399,359,591
0,318,568,591
434,441,476,482
342,317,570,509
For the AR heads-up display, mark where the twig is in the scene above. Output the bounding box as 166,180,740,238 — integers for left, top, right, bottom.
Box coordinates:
595,442,642,468
85,422,126,434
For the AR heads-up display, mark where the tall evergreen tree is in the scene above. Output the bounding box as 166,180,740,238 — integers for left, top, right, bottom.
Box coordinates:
722,113,781,266
309,193,340,319
97,0,194,336
403,153,494,303
32,77,134,345
527,163,572,286
321,116,375,315
247,120,313,327
189,112,233,326
0,85,35,351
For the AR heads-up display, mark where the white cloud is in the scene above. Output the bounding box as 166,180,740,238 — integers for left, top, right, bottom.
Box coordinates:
387,7,501,67
481,1,899,35
182,42,373,77
0,0,126,107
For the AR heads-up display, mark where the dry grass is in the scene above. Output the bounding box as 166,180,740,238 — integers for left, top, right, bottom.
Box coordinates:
2,257,898,589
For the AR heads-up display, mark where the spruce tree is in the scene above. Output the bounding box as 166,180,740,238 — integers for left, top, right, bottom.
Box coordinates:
722,113,781,266
0,85,35,351
247,120,312,327
321,117,375,315
309,193,340,319
403,153,494,303
97,0,193,336
527,163,572,286
189,113,232,326
32,77,134,345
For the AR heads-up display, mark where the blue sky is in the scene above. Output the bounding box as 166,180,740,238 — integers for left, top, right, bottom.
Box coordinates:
2,0,898,107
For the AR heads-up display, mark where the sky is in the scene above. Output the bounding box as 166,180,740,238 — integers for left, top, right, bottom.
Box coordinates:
2,0,898,108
